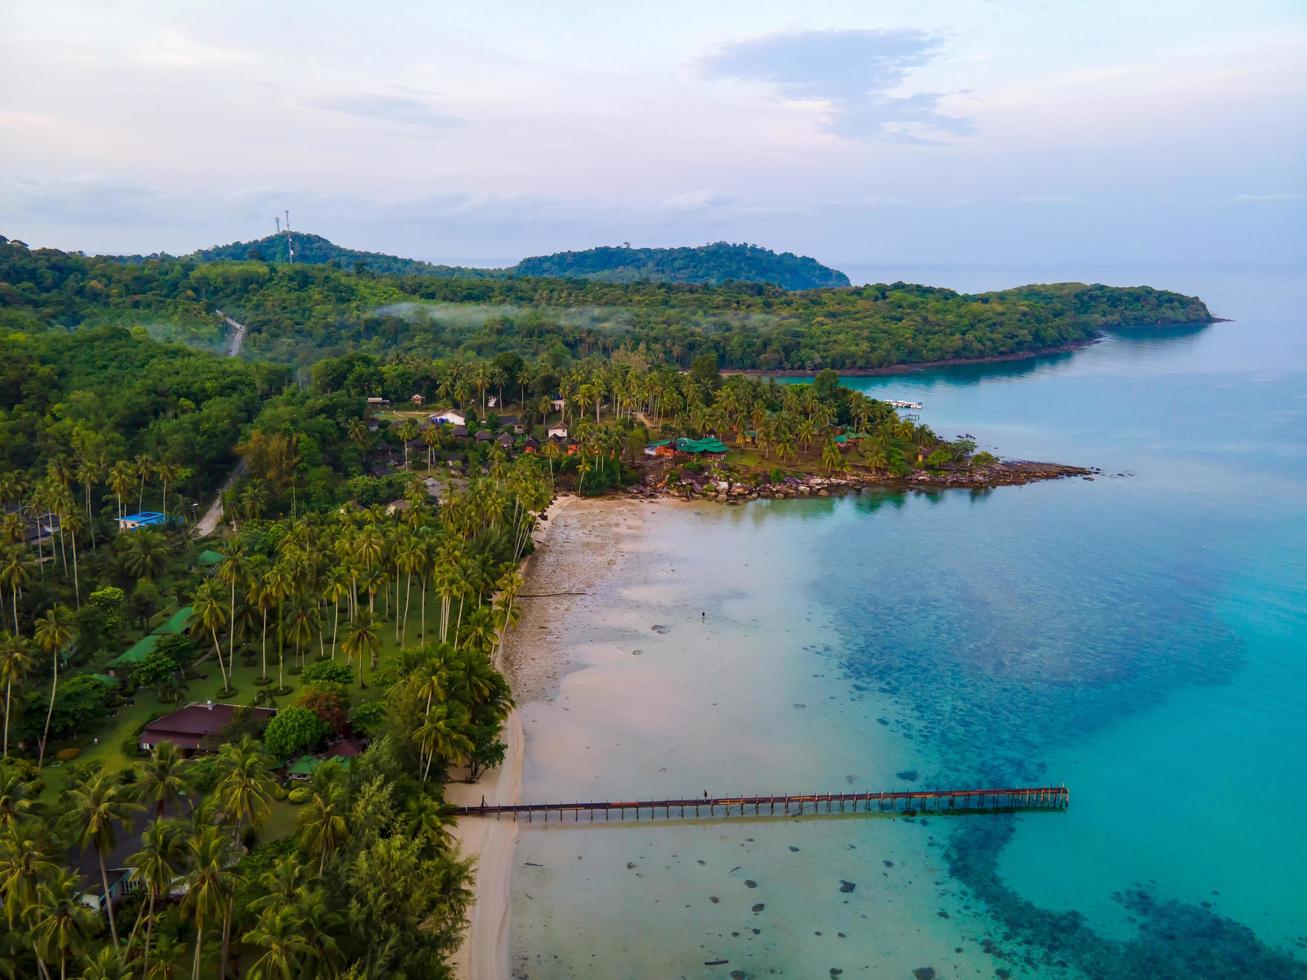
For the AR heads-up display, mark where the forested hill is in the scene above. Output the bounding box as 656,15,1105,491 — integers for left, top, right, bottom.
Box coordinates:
143,232,494,278
511,243,852,288
0,236,1215,372
116,234,849,289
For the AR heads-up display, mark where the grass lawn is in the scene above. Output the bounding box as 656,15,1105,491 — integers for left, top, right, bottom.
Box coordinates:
40,598,441,801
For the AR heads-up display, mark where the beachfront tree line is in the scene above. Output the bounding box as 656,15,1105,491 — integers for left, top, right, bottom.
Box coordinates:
0,457,539,977
313,348,987,480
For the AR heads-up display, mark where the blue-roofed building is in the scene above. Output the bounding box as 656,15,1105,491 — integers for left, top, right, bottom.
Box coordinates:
118,511,169,531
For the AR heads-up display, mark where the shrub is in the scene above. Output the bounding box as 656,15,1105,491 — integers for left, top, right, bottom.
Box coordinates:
301,661,354,687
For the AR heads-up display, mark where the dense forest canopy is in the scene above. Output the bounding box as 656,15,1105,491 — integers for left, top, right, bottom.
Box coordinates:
511,242,851,288
108,232,851,289
1,235,1215,373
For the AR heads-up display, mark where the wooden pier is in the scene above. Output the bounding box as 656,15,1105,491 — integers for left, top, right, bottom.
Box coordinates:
453,785,1068,823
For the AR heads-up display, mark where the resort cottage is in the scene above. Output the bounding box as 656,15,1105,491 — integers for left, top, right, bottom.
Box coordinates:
548,425,568,440
117,511,168,531
139,702,276,753
430,409,467,427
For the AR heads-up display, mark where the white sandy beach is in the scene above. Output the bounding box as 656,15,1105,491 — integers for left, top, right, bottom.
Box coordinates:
448,495,650,979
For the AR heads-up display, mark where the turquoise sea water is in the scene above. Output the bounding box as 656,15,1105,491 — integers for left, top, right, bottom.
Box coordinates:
511,266,1307,978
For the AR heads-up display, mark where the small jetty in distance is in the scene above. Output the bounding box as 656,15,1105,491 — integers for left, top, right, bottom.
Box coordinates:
454,785,1069,823
889,399,924,410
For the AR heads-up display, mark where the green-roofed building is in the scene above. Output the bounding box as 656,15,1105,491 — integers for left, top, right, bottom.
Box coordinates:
196,550,225,568
287,754,354,780
153,606,194,636
109,633,160,671
673,437,728,456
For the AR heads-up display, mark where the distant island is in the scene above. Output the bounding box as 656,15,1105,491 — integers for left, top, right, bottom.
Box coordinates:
2,234,1215,373
115,232,850,290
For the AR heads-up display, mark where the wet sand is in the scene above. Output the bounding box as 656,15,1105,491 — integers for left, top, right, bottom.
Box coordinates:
449,496,651,979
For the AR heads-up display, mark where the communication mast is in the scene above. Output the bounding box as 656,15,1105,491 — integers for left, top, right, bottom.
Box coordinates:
274,216,281,234
283,209,294,264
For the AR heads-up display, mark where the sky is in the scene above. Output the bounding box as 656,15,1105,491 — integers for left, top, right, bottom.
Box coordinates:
2,0,1305,272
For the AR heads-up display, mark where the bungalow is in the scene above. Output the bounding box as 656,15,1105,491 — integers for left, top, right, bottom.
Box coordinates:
410,393,425,406
474,429,494,443
430,409,467,427
451,424,470,439
523,437,540,454
117,511,168,531
547,425,568,440
644,440,672,457
69,799,191,911
195,549,224,570
139,702,276,753
566,438,580,456
672,437,728,457
366,396,390,408
287,736,366,780
496,433,514,451
550,396,566,412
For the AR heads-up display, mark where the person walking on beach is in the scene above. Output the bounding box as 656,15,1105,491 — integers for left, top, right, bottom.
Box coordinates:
704,789,708,799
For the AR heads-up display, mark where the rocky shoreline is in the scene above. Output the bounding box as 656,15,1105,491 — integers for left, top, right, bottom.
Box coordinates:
620,460,1097,503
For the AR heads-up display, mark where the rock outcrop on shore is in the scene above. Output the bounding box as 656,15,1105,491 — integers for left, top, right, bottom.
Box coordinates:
622,461,1095,503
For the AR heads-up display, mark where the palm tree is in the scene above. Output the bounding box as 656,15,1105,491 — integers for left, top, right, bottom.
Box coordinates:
62,769,142,945
125,817,185,973
283,595,318,673
212,737,274,833
822,437,843,474
0,633,34,758
107,461,134,526
30,866,95,980
346,418,370,454
339,610,380,688
215,550,248,678
78,944,131,980
181,824,238,980
421,424,441,474
294,766,350,874
322,570,349,660
191,583,230,693
135,741,191,819
397,418,419,470
156,461,182,524
121,530,167,582
33,605,74,768
415,703,473,782
0,764,41,830
260,565,293,690
0,550,31,635
243,905,309,980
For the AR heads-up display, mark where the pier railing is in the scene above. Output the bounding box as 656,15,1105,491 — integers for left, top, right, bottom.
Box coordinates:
452,785,1069,822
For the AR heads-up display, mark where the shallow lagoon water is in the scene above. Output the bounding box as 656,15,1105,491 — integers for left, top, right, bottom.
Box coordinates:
510,266,1307,978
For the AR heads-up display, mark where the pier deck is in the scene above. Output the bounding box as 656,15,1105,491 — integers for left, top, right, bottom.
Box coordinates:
453,785,1069,822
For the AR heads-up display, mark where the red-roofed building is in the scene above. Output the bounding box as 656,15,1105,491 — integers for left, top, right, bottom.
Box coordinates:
139,702,276,753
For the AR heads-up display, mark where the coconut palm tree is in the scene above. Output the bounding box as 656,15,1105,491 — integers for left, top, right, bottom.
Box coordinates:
295,766,350,874
339,610,380,688
0,550,32,635
0,633,34,758
212,737,274,834
155,461,182,524
397,418,419,470
33,605,74,768
135,741,191,819
283,594,318,674
191,583,230,693
30,866,95,980
243,904,308,980
414,703,473,782
181,824,239,980
78,944,131,980
0,764,41,831
215,550,248,677
107,461,134,526
62,769,142,945
120,530,167,582
125,817,186,972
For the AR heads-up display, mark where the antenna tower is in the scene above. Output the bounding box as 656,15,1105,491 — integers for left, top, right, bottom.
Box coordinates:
283,209,294,264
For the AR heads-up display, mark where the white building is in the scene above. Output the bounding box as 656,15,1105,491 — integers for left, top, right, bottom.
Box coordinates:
430,409,467,427
547,425,568,440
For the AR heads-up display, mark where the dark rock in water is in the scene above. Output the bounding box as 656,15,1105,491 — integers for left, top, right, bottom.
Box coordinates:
752,903,765,913
912,969,936,980
839,880,856,893
829,970,843,977
896,769,919,782
882,860,894,868
709,896,719,903
745,880,758,888
631,649,643,656
626,862,637,869
697,859,707,865
937,910,950,919
731,972,747,980
704,959,729,966
789,846,800,853
651,624,671,634
792,703,806,709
